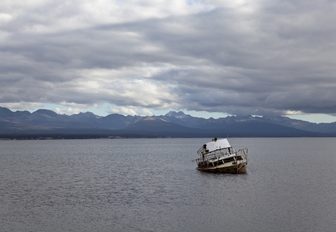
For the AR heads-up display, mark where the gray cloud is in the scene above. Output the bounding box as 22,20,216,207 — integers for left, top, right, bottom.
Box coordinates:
1,0,336,116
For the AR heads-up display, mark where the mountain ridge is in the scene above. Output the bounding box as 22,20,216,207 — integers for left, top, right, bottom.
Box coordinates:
0,106,335,138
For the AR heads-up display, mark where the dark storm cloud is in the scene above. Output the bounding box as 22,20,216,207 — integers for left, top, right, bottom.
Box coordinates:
1,0,336,115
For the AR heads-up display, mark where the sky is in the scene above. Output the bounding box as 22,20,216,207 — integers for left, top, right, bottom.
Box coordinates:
1,0,336,123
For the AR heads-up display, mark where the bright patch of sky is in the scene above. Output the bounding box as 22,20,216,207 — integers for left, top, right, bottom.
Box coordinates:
286,113,336,124
182,110,231,119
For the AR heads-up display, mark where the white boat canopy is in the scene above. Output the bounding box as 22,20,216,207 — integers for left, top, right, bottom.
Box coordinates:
205,138,231,152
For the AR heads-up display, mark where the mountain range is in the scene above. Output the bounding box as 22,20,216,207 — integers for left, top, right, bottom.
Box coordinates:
1,106,336,138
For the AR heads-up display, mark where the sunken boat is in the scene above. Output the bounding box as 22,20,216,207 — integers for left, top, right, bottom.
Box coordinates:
195,138,248,173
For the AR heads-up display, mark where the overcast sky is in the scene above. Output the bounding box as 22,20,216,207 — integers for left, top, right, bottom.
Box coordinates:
1,0,336,122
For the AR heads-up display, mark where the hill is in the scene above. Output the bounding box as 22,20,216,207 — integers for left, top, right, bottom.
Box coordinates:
0,107,334,138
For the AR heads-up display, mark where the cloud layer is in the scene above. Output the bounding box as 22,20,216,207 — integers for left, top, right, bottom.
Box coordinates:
1,0,336,116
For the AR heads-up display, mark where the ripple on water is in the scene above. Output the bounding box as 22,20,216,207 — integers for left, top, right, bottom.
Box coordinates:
0,138,336,232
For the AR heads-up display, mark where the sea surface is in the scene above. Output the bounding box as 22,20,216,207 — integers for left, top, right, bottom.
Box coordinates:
0,138,336,232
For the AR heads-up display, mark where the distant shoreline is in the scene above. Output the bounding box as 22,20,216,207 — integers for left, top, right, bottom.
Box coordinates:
1,134,336,140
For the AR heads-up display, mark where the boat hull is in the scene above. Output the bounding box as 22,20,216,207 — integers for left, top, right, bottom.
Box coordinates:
197,162,247,174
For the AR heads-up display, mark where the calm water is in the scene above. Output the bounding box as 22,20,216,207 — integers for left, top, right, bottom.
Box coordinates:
0,138,336,232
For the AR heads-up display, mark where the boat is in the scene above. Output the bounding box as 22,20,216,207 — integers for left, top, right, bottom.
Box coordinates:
195,138,248,173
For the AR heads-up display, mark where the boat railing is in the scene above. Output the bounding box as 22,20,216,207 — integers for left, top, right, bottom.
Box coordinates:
195,149,232,163
237,148,248,161
195,147,248,164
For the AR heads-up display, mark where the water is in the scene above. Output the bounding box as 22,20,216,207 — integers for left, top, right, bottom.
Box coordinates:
0,138,336,232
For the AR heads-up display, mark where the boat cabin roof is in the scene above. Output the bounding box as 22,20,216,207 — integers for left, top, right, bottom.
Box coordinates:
204,138,231,152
